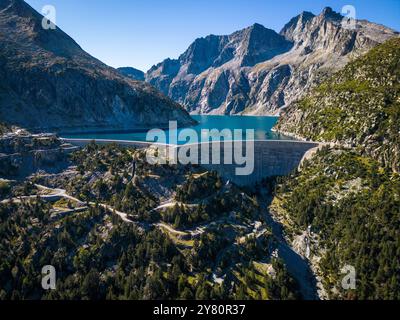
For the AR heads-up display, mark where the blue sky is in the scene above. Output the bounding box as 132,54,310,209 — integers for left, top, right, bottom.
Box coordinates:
26,0,400,71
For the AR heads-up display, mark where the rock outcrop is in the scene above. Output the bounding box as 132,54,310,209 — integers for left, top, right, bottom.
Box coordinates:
146,7,398,115
0,128,78,177
0,0,194,132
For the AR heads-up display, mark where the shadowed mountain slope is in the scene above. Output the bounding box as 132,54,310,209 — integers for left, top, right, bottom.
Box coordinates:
0,0,194,132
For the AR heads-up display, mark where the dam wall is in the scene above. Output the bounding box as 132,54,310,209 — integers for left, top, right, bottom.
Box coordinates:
62,138,319,186
61,138,157,149
185,140,319,186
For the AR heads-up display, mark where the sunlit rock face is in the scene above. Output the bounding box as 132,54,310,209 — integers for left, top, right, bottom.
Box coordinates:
146,7,398,115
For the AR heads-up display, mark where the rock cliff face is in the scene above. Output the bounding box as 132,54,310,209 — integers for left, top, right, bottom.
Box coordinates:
0,0,194,132
0,129,78,177
275,37,400,172
146,7,397,115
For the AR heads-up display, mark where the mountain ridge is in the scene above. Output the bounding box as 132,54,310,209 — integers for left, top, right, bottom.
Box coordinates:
0,0,194,132
145,7,398,115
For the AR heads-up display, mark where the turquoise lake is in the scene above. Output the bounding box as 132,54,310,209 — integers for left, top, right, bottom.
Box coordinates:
62,115,294,144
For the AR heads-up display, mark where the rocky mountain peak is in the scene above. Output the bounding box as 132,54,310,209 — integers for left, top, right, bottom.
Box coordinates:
1,0,84,59
281,7,346,46
236,23,293,67
300,10,316,19
148,23,292,79
321,6,333,16
280,6,394,55
179,34,228,74
243,23,281,39
247,22,267,33
280,11,315,41
319,6,343,22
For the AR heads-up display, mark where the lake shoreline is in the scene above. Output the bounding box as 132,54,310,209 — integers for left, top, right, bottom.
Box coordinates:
61,115,295,144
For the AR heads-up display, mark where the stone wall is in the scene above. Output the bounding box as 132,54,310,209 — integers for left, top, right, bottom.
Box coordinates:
61,139,157,149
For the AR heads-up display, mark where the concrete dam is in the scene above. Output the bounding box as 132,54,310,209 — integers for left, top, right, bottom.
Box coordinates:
63,139,319,186
194,140,319,186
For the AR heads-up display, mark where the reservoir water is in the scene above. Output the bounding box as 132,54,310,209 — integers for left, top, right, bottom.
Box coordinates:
62,115,294,144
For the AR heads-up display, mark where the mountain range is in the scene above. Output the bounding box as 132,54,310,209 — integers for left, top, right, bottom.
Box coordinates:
145,7,398,115
0,0,194,132
1,1,397,131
